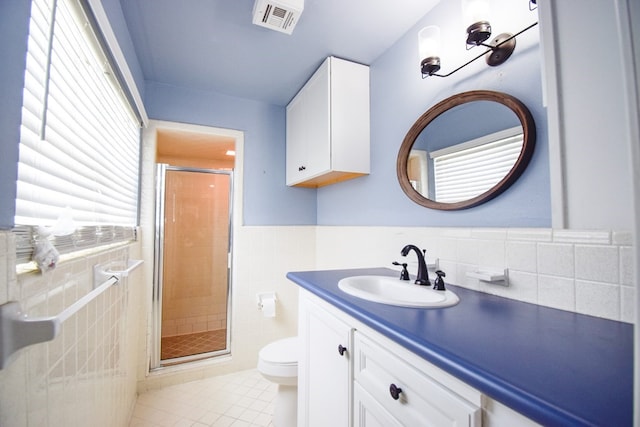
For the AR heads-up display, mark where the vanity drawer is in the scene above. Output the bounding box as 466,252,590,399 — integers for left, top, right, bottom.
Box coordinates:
354,331,481,427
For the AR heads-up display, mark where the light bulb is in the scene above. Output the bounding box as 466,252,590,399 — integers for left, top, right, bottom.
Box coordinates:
462,0,492,46
462,0,491,24
418,26,441,76
418,26,441,60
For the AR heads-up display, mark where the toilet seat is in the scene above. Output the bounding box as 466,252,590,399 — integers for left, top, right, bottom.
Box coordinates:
258,337,298,385
260,337,298,365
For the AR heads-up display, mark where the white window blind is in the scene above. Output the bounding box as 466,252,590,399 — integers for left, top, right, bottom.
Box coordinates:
16,0,140,228
431,127,523,203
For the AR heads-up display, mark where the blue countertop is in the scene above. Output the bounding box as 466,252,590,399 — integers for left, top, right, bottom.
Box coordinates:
287,268,633,427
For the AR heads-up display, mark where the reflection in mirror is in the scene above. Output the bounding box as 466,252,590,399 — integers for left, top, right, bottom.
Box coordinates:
410,101,522,202
397,90,535,210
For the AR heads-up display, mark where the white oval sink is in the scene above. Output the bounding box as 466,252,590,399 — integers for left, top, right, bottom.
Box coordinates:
338,275,459,308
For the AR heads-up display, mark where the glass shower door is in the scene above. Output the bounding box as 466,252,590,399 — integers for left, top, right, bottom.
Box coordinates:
153,165,232,367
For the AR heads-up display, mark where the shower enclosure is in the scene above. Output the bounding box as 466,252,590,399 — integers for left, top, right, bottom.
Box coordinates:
152,164,233,367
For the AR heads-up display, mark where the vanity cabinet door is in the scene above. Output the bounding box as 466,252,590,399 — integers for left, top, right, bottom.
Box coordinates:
354,332,481,427
354,382,404,427
298,291,353,427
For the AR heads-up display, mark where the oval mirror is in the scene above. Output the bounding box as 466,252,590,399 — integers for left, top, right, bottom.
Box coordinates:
397,90,536,210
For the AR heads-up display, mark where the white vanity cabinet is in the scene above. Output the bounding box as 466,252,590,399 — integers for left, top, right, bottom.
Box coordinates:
298,290,354,427
286,56,370,187
298,289,482,427
353,332,481,426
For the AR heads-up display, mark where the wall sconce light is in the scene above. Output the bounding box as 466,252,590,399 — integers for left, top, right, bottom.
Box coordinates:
462,0,492,47
419,26,442,76
420,0,538,78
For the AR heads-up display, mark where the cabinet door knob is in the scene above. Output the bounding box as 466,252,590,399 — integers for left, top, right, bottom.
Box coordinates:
389,383,403,400
338,344,347,356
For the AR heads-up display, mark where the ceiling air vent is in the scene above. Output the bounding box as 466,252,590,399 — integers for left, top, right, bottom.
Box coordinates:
252,0,304,35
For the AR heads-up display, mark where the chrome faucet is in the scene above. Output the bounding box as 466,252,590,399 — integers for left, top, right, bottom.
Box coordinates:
400,244,430,286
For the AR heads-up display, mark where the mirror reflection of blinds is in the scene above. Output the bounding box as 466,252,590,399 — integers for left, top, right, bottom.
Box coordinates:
16,0,140,227
431,129,524,204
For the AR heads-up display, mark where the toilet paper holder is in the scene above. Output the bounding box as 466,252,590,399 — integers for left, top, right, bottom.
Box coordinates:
256,292,277,310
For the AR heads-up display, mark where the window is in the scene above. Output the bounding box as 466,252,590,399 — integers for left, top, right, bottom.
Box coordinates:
15,0,142,262
430,127,524,203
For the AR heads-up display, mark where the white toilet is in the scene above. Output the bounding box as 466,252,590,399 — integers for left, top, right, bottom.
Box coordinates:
257,337,298,427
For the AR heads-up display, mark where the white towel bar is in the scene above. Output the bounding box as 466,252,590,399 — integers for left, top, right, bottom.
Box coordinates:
93,259,143,288
0,259,143,369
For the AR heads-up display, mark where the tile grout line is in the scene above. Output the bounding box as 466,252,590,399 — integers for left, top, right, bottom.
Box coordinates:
129,369,276,427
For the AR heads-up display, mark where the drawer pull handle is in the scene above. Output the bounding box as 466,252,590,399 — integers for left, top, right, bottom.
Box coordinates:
338,344,347,356
389,383,403,400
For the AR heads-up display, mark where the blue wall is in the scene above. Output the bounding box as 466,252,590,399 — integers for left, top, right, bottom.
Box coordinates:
0,2,30,229
145,0,550,227
317,0,550,226
145,82,317,225
0,0,550,229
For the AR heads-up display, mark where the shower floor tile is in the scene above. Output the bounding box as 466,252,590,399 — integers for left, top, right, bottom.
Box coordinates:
161,329,227,360
129,369,275,427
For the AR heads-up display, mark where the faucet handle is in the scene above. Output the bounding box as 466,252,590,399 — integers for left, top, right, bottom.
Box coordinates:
434,270,446,291
392,261,410,281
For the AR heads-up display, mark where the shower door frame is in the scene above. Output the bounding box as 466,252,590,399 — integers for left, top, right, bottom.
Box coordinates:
151,164,234,369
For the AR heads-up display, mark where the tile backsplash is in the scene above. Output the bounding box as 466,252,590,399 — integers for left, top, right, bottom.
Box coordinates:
315,227,636,323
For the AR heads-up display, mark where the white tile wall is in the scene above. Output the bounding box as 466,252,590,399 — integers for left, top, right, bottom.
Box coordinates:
1,224,634,426
537,243,575,277
315,226,636,323
137,225,316,392
538,275,575,311
0,230,144,427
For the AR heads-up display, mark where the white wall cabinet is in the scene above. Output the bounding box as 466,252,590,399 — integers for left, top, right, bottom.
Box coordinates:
286,56,370,187
298,289,540,427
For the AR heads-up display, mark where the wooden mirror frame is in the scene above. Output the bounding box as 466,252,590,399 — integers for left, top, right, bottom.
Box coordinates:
397,90,536,210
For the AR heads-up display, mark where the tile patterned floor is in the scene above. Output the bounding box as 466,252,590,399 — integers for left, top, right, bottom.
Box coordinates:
161,330,228,360
129,369,276,427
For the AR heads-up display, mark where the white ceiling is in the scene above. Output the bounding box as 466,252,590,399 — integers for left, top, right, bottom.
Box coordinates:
119,0,440,106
